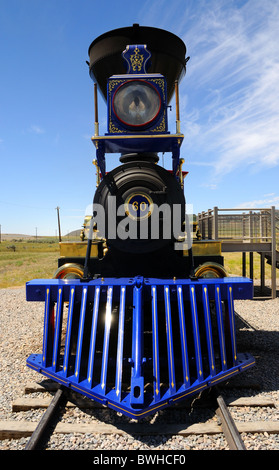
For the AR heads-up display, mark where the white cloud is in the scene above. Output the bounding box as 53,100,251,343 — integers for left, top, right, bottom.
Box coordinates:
176,0,279,178
30,125,45,134
236,195,279,209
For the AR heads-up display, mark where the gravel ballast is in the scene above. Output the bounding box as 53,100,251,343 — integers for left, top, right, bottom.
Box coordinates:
0,284,279,451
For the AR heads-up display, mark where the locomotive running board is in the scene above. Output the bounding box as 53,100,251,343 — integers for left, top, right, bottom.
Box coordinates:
26,276,255,419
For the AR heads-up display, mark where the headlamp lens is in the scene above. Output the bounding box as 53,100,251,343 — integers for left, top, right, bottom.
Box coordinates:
113,81,161,127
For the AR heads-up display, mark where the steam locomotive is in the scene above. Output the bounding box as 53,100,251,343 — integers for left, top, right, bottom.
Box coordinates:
26,25,255,419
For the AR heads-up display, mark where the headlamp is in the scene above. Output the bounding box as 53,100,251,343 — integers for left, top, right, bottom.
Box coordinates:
112,80,161,128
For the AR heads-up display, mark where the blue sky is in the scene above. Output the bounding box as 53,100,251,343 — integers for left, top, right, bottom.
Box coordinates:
1,0,279,236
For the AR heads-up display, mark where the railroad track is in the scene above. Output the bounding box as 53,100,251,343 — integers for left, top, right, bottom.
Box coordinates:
24,387,66,450
1,380,279,450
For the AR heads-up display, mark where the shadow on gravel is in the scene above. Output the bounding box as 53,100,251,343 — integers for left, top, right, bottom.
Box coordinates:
234,311,279,396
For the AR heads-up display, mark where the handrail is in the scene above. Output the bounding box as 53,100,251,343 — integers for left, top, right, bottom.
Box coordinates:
197,206,277,299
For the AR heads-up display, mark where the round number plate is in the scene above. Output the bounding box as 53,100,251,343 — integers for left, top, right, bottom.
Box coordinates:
124,193,153,220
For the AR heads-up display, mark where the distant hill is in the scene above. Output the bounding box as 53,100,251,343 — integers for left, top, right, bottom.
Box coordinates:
1,233,39,241
1,231,81,241
65,229,81,238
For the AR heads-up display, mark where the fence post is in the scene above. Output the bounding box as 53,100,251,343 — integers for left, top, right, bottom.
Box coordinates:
213,206,218,240
271,206,276,299
208,209,212,239
249,252,253,280
249,211,253,242
242,252,246,277
260,211,263,241
260,252,265,293
242,212,246,239
201,211,205,239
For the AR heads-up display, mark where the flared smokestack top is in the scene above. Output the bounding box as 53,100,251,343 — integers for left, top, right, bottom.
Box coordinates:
88,24,188,104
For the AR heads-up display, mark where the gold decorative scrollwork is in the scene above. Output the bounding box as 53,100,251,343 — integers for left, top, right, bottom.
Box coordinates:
108,80,124,93
149,79,166,100
109,122,127,134
130,47,144,72
151,116,166,132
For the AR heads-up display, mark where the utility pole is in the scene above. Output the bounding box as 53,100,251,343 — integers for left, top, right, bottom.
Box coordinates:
55,207,62,242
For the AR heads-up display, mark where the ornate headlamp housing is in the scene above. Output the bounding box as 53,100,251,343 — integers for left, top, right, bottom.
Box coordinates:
112,80,161,129
107,45,168,135
108,74,168,134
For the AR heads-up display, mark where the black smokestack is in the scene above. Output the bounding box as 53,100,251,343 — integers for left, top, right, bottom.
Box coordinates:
88,24,189,103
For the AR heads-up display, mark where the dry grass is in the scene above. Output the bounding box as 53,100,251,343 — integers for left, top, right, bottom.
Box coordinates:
223,252,272,279
0,238,273,288
0,238,60,288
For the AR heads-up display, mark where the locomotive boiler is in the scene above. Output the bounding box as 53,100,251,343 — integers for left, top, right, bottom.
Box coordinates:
26,25,255,419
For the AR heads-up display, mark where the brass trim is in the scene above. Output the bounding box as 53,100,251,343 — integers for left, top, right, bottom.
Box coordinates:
91,133,184,141
194,262,227,278
59,241,99,258
53,263,84,280
183,241,222,257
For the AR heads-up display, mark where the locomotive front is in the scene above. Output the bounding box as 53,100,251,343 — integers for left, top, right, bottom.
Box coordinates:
26,25,255,419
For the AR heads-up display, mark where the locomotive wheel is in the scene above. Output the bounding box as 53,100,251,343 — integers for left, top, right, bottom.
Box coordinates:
53,263,85,279
194,262,227,278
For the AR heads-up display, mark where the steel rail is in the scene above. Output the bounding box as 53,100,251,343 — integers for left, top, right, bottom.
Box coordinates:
22,384,246,450
215,391,246,450
24,386,66,450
